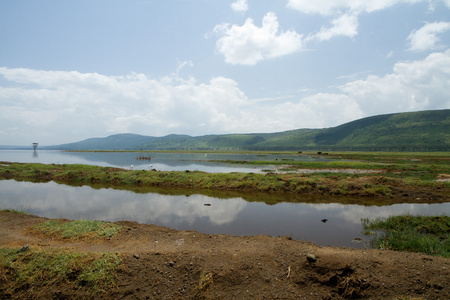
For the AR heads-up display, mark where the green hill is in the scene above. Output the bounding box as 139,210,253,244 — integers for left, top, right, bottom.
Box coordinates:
55,133,158,150
48,109,450,151
312,109,450,151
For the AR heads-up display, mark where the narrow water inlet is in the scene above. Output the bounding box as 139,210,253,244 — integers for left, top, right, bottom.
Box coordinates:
1,180,448,248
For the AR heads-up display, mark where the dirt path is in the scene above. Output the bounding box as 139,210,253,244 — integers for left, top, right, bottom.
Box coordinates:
1,211,449,299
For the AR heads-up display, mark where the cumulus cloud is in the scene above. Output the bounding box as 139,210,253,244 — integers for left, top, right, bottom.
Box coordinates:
0,67,363,144
407,21,450,52
231,0,248,12
0,68,247,144
1,50,449,145
286,0,430,15
340,50,450,115
287,0,444,42
215,1,447,63
213,12,303,65
310,13,359,41
0,66,338,144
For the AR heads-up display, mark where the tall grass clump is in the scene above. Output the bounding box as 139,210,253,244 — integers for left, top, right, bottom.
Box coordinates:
363,215,450,257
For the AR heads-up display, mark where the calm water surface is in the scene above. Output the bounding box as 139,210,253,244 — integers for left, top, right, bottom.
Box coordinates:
0,150,325,173
1,180,448,248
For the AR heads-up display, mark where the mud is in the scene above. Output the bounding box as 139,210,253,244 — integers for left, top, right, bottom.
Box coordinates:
1,211,449,299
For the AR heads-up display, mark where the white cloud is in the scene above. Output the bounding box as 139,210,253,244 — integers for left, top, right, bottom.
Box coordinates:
310,13,359,41
1,51,449,145
176,60,194,72
407,21,450,52
340,50,450,115
287,0,435,42
213,12,303,65
231,0,248,12
290,93,364,127
216,1,449,62
0,67,364,144
286,0,426,15
0,68,248,144
0,67,326,144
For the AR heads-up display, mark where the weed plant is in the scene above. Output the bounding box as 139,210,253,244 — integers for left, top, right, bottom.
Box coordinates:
34,220,123,240
363,215,450,257
0,247,121,296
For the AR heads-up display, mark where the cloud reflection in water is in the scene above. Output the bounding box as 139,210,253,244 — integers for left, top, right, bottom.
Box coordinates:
1,180,449,248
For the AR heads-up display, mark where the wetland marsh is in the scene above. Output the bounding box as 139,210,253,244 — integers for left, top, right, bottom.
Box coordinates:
1,151,449,299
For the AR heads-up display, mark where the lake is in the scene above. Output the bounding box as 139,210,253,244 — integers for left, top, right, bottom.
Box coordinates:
0,150,326,173
1,179,449,248
1,149,449,248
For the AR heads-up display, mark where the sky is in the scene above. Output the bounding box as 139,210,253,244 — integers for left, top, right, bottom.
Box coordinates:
1,0,450,146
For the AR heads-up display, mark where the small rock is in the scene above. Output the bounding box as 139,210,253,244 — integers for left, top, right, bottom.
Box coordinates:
306,253,318,264
133,254,140,259
167,261,176,267
175,239,185,246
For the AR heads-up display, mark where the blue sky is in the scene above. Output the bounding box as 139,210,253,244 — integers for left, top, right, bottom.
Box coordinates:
1,0,450,145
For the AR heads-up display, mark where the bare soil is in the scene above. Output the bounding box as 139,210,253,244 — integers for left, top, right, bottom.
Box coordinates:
1,211,449,299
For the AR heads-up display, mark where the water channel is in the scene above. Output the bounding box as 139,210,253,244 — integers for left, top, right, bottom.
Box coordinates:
1,150,449,248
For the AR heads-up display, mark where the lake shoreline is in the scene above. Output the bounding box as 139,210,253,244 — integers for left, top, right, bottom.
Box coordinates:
1,210,449,299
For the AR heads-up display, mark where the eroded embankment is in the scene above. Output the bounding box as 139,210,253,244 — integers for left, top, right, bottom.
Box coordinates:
1,210,449,299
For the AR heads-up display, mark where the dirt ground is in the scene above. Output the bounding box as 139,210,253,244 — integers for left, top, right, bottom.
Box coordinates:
1,211,449,299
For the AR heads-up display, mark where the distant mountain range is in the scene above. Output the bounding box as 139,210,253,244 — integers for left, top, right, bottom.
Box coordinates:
36,109,450,152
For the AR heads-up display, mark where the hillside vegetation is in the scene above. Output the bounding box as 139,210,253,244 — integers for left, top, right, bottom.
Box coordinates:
47,109,450,151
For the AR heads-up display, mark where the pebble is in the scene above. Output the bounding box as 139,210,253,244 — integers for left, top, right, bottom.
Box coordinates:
167,261,176,267
306,253,318,264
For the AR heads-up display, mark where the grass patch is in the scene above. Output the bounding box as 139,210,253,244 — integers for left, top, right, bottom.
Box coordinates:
217,159,386,170
363,215,450,257
0,247,121,297
34,220,123,240
0,209,29,214
1,151,449,196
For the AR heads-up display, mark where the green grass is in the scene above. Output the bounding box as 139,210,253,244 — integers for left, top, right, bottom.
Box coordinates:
1,150,449,196
34,219,123,240
222,159,387,169
0,247,121,296
208,151,450,185
363,215,450,257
